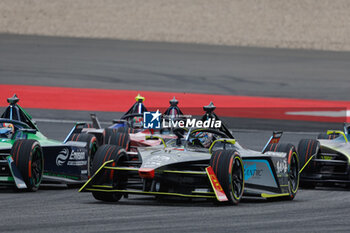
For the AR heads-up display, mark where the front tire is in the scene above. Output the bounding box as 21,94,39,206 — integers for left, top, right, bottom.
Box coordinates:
91,145,128,202
298,139,319,189
11,139,44,192
210,150,244,205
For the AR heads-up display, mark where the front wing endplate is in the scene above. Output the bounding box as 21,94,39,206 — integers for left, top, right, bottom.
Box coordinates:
206,166,228,202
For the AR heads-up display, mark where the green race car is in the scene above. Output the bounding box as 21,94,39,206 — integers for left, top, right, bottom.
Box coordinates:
0,94,98,191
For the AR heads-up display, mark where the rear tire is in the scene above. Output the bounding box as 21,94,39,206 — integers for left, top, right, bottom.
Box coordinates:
103,127,136,145
297,139,319,189
91,145,128,202
103,128,116,144
266,143,299,200
108,132,130,150
210,150,244,205
11,139,44,192
117,126,136,134
69,133,98,177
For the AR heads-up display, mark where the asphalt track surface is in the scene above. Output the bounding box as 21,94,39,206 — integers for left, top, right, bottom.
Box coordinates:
1,34,350,100
1,34,350,232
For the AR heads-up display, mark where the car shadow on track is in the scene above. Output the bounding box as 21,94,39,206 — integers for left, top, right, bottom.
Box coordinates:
82,196,219,208
300,186,350,192
79,194,304,207
0,184,76,193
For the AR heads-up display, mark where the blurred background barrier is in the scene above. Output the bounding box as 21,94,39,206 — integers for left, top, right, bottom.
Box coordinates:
0,0,349,51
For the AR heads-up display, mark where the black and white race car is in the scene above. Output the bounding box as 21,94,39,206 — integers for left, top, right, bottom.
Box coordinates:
79,108,299,204
298,124,350,188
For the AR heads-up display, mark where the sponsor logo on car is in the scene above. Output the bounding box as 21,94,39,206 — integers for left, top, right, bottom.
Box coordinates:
67,161,87,166
56,148,70,166
69,150,85,160
276,160,288,173
244,163,263,181
210,174,224,192
56,148,86,166
243,160,278,188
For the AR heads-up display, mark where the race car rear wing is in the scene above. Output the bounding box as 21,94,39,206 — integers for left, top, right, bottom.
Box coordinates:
262,131,283,153
90,114,102,129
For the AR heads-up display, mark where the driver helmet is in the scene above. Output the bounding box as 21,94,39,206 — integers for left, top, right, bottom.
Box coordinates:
130,116,143,128
0,123,14,138
193,132,214,148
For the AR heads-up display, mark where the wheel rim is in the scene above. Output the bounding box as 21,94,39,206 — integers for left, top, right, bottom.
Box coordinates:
289,152,299,193
231,156,244,199
31,146,43,187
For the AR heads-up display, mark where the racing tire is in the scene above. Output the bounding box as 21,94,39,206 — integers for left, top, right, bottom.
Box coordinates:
297,139,319,189
266,143,299,200
317,133,339,140
103,127,136,146
91,145,128,202
69,133,98,177
103,128,116,144
11,139,44,192
210,149,244,205
108,132,130,150
116,126,136,134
